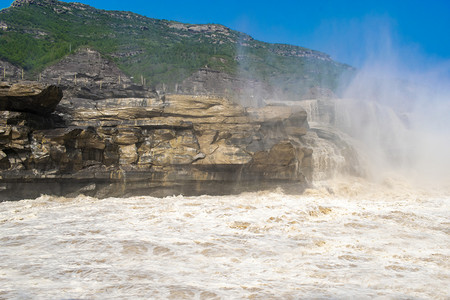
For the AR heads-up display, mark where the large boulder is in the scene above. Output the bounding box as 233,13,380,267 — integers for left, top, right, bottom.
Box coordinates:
0,82,63,115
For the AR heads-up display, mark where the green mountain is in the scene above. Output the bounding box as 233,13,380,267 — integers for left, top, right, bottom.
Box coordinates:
0,0,354,98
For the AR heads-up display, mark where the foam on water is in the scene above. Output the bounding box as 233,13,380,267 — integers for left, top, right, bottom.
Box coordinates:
0,179,449,299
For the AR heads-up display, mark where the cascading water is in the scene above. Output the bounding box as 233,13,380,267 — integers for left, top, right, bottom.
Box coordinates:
298,99,321,124
332,98,413,177
297,99,367,181
297,95,421,183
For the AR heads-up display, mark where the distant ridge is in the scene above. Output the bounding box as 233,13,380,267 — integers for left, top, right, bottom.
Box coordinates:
0,0,354,99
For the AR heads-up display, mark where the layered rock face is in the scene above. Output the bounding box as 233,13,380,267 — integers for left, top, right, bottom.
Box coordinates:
0,79,312,200
177,68,271,107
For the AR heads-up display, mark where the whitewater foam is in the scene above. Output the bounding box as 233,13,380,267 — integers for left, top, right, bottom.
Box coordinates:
0,179,448,299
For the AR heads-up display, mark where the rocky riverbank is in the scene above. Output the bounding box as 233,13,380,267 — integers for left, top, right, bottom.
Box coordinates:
0,48,364,200
0,79,313,200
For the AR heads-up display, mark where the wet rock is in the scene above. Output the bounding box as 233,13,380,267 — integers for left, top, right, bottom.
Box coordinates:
248,141,304,180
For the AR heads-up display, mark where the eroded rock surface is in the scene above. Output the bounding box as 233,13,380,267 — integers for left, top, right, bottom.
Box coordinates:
0,82,312,200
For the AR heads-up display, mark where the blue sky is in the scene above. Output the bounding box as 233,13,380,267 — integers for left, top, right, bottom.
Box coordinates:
1,0,449,69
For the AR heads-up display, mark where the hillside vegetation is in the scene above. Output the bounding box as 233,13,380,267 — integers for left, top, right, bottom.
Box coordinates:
0,0,354,98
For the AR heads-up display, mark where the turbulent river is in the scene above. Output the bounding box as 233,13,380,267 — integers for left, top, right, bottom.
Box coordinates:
0,177,449,299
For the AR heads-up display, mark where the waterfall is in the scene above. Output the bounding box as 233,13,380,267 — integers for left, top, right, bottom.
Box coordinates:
298,100,320,123
332,99,412,174
299,98,413,182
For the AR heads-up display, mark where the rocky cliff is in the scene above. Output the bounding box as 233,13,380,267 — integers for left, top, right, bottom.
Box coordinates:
0,77,312,200
0,44,367,200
